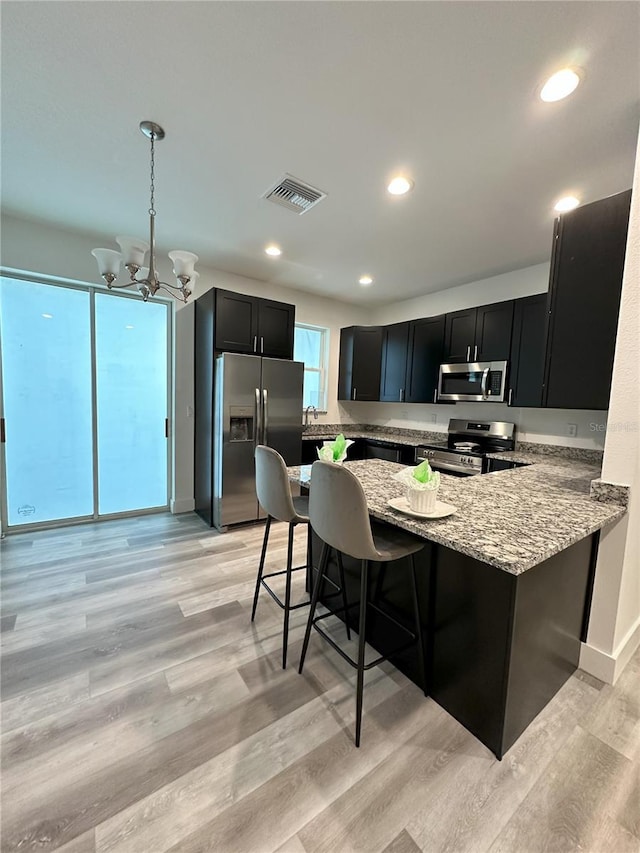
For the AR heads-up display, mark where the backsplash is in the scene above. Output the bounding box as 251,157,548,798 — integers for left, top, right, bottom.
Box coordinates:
338,401,608,451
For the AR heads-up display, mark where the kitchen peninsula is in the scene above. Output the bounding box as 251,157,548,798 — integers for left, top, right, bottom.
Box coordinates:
289,452,626,758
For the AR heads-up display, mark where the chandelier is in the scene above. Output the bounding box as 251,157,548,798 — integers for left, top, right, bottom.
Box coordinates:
91,121,198,303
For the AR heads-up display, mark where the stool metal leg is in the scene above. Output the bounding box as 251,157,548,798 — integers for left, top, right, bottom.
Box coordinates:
355,558,369,748
409,553,427,697
298,541,329,674
282,522,295,669
251,515,272,622
336,551,351,641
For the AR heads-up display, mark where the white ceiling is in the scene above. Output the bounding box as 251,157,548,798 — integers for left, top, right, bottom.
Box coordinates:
1,1,638,305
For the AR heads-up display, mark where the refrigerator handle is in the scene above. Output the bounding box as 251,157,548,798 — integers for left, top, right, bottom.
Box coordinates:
255,388,261,447
262,388,268,443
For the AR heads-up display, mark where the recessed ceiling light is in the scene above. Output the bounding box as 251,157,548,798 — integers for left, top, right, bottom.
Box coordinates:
41,313,53,319
125,325,134,329
359,275,373,286
387,176,413,196
540,69,580,102
554,195,580,213
265,244,282,257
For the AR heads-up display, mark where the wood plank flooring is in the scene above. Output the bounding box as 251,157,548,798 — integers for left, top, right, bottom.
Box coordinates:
1,512,638,853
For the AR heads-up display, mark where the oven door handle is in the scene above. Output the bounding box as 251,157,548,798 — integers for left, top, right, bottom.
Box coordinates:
481,367,490,399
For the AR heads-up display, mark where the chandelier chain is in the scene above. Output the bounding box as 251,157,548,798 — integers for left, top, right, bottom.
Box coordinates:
149,133,156,218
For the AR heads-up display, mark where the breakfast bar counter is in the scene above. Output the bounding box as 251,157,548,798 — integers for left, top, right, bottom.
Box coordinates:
289,456,626,574
288,456,627,758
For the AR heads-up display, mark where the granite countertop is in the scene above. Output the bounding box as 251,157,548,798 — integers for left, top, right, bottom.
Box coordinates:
288,455,627,576
302,424,446,448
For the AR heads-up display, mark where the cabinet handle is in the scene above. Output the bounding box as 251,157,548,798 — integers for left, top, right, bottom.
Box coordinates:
508,388,513,406
260,336,264,354
352,388,357,401
433,388,438,403
474,345,478,360
253,336,257,353
466,345,471,361
399,388,404,402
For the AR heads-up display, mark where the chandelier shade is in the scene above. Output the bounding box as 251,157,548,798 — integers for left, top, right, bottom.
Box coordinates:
91,122,198,303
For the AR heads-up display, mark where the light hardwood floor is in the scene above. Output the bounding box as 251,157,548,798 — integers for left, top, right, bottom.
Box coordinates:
1,512,638,853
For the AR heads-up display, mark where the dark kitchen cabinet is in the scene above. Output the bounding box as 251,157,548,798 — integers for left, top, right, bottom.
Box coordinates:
543,189,631,410
443,308,477,362
443,302,513,363
379,317,445,404
380,322,410,402
406,315,445,403
338,326,383,401
475,301,514,362
214,288,294,358
508,294,548,407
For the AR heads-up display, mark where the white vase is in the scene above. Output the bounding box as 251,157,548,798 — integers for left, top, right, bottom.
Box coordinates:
407,485,439,513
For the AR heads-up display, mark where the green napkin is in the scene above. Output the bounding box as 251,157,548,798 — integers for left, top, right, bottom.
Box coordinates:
413,459,435,483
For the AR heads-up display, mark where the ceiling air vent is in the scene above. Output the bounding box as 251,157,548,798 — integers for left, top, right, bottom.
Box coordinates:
262,174,326,215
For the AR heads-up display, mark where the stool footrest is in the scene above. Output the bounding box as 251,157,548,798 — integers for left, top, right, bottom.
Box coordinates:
260,566,343,612
310,601,418,671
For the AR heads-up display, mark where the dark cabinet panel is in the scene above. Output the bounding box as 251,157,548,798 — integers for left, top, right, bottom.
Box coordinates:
214,289,258,353
194,290,215,525
258,298,295,359
406,315,445,403
338,326,383,401
544,189,631,410
380,322,410,402
475,301,514,362
443,308,477,362
213,289,294,358
508,294,547,408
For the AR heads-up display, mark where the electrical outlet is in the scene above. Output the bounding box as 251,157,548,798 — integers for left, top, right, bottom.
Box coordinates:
400,409,409,420
430,413,437,424
567,423,578,438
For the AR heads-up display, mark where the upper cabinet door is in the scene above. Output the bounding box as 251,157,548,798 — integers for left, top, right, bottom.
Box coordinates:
380,322,410,402
508,294,547,407
338,326,383,401
475,301,514,362
215,289,258,353
544,189,631,410
257,299,295,359
443,308,477,362
405,315,445,403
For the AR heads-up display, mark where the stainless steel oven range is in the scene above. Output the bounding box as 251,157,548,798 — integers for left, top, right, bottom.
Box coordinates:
415,419,515,476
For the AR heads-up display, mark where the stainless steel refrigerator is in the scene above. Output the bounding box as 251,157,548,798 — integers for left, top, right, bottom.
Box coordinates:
213,353,303,530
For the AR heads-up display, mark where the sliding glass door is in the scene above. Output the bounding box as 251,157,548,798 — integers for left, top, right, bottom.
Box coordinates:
0,279,94,526
95,293,168,515
0,276,170,529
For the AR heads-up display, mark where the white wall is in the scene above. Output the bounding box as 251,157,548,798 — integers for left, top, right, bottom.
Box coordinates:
582,126,640,682
371,263,550,324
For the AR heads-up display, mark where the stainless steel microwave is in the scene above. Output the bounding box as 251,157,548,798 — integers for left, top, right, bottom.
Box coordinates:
437,361,508,403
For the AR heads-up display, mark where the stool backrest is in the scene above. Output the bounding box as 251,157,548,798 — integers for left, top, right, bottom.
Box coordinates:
255,445,298,523
309,461,379,561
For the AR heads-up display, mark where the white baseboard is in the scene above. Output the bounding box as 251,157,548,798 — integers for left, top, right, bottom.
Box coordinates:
170,497,196,514
580,616,640,684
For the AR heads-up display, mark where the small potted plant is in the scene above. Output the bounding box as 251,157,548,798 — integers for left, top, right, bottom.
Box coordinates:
393,459,441,513
316,433,354,464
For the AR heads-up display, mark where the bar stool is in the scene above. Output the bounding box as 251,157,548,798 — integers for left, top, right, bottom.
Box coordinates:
298,460,427,747
251,446,351,669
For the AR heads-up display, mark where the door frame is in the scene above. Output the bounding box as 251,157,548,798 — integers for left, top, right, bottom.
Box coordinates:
0,270,173,534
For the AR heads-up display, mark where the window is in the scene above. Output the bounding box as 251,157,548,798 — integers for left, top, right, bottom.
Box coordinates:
293,323,329,411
